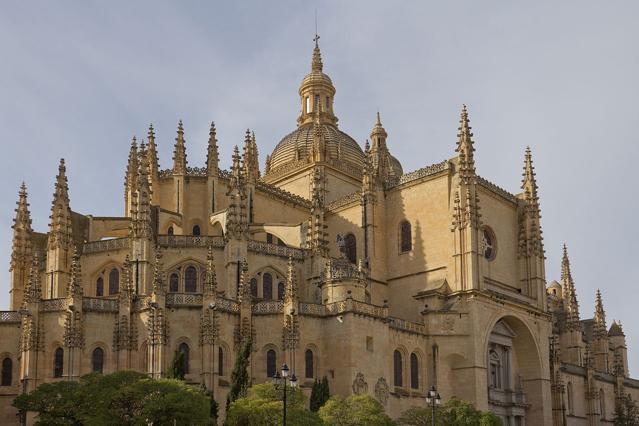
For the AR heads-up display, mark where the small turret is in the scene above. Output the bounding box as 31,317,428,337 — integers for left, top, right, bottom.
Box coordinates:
609,321,628,377
48,159,73,250
226,146,248,240
172,120,187,175
207,122,220,177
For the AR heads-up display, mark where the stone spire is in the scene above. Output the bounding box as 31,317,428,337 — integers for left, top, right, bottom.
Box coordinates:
226,146,248,240
242,129,259,182
455,105,476,185
284,256,298,306
67,248,83,299
593,289,607,339
203,245,218,297
237,259,251,304
309,167,328,256
147,124,160,181
521,147,544,254
151,248,165,296
130,141,153,239
125,136,139,192
172,120,187,175
298,37,337,126
11,182,33,271
48,159,73,250
23,253,41,306
312,37,323,72
207,122,220,177
561,244,581,330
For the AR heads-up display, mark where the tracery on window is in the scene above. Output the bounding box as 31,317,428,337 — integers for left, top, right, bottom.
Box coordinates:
481,227,497,260
108,268,119,295
185,266,197,293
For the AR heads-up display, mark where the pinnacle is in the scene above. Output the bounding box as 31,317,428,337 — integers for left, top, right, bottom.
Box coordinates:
376,111,382,126
311,42,323,72
147,124,155,140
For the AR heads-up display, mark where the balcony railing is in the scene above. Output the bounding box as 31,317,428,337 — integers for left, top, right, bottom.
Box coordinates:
157,235,225,249
42,298,70,312
82,297,119,313
252,300,284,315
247,240,305,260
82,237,130,255
0,311,21,323
166,293,203,307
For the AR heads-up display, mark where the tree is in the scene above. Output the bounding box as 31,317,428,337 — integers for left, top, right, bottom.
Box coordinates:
318,394,395,426
13,381,82,425
309,377,331,412
226,336,252,411
12,370,211,425
614,394,639,426
397,397,502,426
226,382,322,426
167,350,186,380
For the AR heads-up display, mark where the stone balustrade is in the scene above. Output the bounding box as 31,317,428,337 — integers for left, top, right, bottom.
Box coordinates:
0,311,21,323
83,297,119,313
157,235,225,249
215,297,239,313
42,298,70,312
389,317,426,335
82,237,130,255
247,240,305,260
252,300,284,315
322,258,361,282
166,293,203,307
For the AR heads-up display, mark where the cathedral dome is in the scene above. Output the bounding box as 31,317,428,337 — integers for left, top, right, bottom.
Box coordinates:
269,123,365,172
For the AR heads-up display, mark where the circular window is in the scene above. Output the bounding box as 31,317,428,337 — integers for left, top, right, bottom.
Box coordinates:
481,227,497,261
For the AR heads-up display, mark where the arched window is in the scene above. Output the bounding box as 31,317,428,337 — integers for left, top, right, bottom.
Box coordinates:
263,273,273,300
185,266,197,293
1,358,12,386
169,273,179,293
250,278,258,298
305,349,314,379
489,350,502,389
54,347,64,378
218,347,224,376
108,268,119,295
92,347,104,373
393,350,403,387
266,349,276,378
400,221,412,252
277,282,285,301
600,388,606,418
567,382,574,414
179,343,189,374
345,233,357,264
192,225,201,236
168,226,174,236
96,277,104,297
410,353,419,389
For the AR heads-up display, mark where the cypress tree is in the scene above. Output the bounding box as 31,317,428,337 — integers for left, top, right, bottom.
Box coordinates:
309,380,321,412
226,337,252,412
320,375,330,406
167,350,185,380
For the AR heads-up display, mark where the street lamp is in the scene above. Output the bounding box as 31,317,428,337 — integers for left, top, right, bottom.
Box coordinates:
425,385,441,426
273,363,298,426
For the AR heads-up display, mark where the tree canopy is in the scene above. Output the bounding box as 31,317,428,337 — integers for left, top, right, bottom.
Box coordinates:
318,394,395,426
397,397,502,426
614,393,639,426
226,382,322,426
13,370,211,425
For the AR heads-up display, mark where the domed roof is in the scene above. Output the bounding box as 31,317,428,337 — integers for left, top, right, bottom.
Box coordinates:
269,123,365,173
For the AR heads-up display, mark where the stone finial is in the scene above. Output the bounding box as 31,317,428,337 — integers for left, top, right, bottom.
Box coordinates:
67,247,83,299
593,289,607,339
561,244,581,329
152,247,165,296
455,104,476,185
284,256,298,306
48,158,73,250
311,40,323,72
204,245,218,296
172,120,187,175
23,253,41,305
207,121,219,177
125,136,139,190
147,124,160,180
242,129,259,181
11,182,33,271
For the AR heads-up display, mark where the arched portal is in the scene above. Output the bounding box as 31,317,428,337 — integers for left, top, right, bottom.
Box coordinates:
486,315,546,426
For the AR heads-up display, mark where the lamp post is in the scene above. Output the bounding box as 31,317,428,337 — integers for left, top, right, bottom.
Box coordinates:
426,385,441,426
273,363,298,426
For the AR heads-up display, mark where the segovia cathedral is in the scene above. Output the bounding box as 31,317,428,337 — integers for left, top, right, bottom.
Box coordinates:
1,39,638,426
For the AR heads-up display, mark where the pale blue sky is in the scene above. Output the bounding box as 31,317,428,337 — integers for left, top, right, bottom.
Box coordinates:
1,1,638,372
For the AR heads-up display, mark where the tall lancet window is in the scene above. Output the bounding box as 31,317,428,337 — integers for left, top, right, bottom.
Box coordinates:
108,268,119,295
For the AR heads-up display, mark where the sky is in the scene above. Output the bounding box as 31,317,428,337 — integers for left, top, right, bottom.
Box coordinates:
1,1,638,373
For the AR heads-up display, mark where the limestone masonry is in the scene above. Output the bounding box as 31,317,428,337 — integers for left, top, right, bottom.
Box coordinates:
1,40,636,425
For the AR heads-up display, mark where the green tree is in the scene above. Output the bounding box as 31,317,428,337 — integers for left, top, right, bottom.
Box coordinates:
318,394,395,426
12,370,211,425
226,382,322,426
397,397,502,426
167,349,186,380
309,376,331,412
13,381,82,425
614,393,639,426
226,336,253,411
